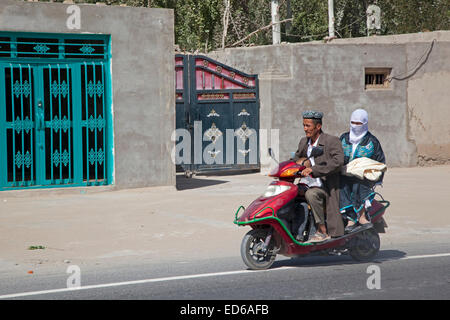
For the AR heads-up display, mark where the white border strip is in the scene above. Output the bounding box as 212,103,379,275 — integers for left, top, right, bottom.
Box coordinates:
398,252,450,260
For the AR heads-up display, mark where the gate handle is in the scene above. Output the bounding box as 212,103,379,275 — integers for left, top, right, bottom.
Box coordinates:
38,115,44,131
37,101,44,130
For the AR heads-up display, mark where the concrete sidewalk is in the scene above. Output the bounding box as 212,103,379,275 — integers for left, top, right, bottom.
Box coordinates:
1,166,450,273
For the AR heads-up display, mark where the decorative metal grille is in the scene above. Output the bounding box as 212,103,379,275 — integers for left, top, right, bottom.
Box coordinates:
3,65,35,184
42,65,73,182
0,32,111,190
81,63,107,184
0,34,108,60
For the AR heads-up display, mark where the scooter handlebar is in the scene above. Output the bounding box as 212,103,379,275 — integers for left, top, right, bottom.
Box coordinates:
296,168,313,178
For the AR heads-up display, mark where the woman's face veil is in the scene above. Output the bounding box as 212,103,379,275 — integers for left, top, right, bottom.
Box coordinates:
349,109,369,144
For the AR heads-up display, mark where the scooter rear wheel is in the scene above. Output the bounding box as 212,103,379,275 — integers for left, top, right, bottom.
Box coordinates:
349,228,380,262
241,229,277,270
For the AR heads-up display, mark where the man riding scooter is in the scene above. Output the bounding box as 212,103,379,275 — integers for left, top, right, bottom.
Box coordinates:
234,110,390,269
291,110,345,242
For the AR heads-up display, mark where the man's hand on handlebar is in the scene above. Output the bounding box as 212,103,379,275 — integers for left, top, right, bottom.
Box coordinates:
300,167,313,177
295,157,311,167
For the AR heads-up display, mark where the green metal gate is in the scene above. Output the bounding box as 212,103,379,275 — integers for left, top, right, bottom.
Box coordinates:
0,32,112,190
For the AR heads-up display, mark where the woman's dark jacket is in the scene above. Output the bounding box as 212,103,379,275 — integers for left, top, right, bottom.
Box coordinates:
340,131,386,182
339,131,386,214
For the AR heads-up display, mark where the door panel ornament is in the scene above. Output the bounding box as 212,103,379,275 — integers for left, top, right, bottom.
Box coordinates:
33,44,50,54
79,45,95,55
238,108,250,116
51,116,71,133
13,116,34,133
238,149,251,156
88,148,105,166
235,122,252,143
13,80,31,98
15,151,32,169
87,80,104,98
208,150,221,158
207,109,220,118
50,80,69,98
52,149,70,167
204,122,222,144
87,115,105,132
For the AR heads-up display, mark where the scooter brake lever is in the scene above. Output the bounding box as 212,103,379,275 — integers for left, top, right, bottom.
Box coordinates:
295,170,302,176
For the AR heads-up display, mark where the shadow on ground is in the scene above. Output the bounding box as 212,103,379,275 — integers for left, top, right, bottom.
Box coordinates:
176,175,229,191
270,249,407,269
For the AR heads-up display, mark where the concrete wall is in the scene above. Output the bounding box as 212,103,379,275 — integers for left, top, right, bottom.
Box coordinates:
208,31,450,170
0,0,175,188
404,34,450,165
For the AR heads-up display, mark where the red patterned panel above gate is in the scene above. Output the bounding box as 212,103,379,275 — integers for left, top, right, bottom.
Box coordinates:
195,57,256,91
175,55,185,101
197,93,230,101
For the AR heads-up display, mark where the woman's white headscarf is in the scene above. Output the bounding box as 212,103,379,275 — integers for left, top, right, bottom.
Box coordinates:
349,109,368,145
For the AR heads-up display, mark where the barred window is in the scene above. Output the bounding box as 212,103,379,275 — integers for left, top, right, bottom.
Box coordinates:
365,68,391,89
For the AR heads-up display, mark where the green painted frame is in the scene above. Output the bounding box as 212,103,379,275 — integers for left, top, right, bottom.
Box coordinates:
0,31,113,190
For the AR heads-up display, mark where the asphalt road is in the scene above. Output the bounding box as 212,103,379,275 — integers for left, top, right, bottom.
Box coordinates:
0,239,449,301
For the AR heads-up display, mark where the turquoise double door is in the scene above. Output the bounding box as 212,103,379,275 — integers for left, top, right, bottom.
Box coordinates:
0,62,109,189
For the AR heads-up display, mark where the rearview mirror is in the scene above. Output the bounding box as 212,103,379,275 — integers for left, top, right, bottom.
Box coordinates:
268,148,280,164
268,148,276,160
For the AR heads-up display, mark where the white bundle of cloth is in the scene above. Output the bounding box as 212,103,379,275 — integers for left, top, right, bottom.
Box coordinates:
342,157,387,181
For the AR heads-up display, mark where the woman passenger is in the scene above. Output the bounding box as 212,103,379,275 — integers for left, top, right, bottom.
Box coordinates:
339,109,385,233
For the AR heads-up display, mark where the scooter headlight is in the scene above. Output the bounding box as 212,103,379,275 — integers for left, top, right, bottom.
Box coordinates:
262,185,291,198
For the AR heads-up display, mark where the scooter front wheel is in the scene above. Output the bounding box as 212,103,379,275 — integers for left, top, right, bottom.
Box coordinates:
241,229,277,270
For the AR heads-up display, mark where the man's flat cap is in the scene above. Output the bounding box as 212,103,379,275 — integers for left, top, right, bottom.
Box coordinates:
302,110,323,120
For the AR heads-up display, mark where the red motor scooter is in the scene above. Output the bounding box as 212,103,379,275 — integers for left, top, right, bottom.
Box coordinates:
233,148,390,270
